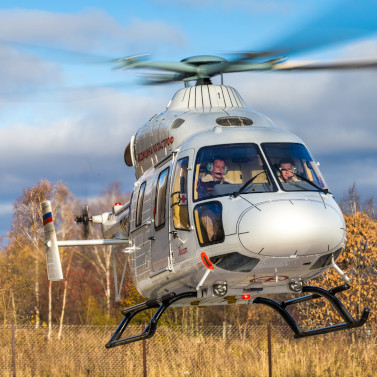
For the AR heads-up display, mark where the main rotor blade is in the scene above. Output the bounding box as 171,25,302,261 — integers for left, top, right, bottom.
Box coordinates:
274,58,377,71
258,0,377,58
1,40,113,65
115,55,198,74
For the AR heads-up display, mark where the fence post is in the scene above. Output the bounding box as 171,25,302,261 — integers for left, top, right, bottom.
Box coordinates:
11,324,16,377
143,338,147,377
267,324,272,377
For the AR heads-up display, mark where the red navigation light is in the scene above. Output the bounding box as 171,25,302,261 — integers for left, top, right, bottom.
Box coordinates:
114,202,121,206
242,294,251,300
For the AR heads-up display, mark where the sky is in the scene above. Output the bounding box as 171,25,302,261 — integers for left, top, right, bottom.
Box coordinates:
1,0,377,241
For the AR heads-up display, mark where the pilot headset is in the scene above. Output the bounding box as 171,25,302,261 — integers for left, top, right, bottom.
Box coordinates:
278,159,298,174
206,159,228,175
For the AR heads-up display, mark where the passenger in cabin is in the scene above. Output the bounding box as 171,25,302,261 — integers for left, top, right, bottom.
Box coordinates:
278,159,301,183
199,203,223,243
196,158,231,198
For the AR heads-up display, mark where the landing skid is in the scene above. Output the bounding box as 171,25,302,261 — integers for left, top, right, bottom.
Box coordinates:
254,284,370,338
106,291,197,348
106,284,369,348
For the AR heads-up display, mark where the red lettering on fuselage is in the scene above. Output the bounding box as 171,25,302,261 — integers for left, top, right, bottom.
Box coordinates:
137,137,175,162
178,246,188,256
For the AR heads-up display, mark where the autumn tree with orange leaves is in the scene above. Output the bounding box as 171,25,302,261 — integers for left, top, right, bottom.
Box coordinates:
298,206,377,329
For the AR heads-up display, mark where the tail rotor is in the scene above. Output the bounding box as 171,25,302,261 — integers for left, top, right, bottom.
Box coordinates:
75,205,91,239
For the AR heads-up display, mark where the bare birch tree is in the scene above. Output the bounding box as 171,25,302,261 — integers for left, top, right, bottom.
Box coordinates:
10,180,55,328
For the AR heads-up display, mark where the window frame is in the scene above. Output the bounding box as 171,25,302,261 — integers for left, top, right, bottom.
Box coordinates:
171,157,191,231
193,143,277,202
154,167,170,231
135,182,146,227
193,201,225,247
261,142,328,193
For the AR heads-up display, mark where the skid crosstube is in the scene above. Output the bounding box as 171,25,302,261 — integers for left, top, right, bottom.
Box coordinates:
253,284,370,338
106,291,197,348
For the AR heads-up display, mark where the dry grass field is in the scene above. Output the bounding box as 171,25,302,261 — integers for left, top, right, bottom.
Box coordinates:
0,325,376,377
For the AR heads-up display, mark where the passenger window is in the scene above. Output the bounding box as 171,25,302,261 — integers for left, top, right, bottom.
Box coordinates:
171,157,190,230
135,182,146,227
155,167,170,229
194,201,224,246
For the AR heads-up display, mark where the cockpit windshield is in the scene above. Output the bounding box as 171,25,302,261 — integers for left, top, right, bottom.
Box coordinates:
262,143,328,192
194,143,276,201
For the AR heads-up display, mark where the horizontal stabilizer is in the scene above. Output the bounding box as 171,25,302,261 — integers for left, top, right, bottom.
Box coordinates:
42,200,63,281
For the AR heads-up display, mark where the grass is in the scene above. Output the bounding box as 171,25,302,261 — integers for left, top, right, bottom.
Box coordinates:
0,325,376,376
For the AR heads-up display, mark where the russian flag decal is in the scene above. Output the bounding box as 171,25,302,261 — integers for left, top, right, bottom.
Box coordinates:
43,212,53,226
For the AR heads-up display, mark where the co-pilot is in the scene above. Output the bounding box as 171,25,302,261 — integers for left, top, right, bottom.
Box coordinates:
279,159,300,183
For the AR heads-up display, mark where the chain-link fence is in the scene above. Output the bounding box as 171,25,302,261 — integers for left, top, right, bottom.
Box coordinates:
1,324,377,377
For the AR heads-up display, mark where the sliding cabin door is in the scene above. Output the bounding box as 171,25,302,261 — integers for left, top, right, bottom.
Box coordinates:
151,160,172,273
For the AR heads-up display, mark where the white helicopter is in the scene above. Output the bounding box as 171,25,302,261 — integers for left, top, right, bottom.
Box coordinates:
41,50,376,347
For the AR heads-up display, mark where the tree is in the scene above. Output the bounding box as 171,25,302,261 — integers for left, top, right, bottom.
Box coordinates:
3,179,139,329
297,211,377,329
340,183,361,216
9,180,55,328
0,243,33,324
50,183,79,338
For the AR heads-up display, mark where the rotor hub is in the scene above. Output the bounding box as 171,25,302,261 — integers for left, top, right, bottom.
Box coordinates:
180,55,228,65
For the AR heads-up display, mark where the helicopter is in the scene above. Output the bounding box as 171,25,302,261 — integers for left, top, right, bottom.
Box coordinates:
40,45,377,347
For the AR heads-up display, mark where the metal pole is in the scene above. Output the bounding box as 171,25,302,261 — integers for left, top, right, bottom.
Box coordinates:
11,324,16,377
267,324,272,377
143,338,147,377
57,239,128,247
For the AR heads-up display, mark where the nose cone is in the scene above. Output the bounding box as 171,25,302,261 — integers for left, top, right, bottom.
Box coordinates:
238,199,345,257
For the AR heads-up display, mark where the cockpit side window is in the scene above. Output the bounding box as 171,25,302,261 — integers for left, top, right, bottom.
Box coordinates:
193,143,276,201
154,167,170,230
135,182,146,227
171,157,190,230
262,143,328,192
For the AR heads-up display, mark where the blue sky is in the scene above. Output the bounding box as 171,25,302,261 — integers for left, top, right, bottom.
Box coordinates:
1,0,377,241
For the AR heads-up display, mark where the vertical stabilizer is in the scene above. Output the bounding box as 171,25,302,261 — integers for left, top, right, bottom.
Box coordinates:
41,201,63,281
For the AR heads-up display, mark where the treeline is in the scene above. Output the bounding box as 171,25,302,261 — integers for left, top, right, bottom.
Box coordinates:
0,181,376,332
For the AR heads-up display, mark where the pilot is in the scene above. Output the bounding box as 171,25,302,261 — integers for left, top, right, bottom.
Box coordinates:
196,158,230,198
279,159,300,183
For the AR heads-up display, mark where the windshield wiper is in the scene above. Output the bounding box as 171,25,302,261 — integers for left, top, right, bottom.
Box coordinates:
274,163,329,194
293,173,329,194
233,171,267,198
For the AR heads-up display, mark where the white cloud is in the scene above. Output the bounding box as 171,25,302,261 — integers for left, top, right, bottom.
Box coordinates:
0,44,63,102
0,85,172,217
0,88,167,159
0,9,186,53
0,8,187,106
